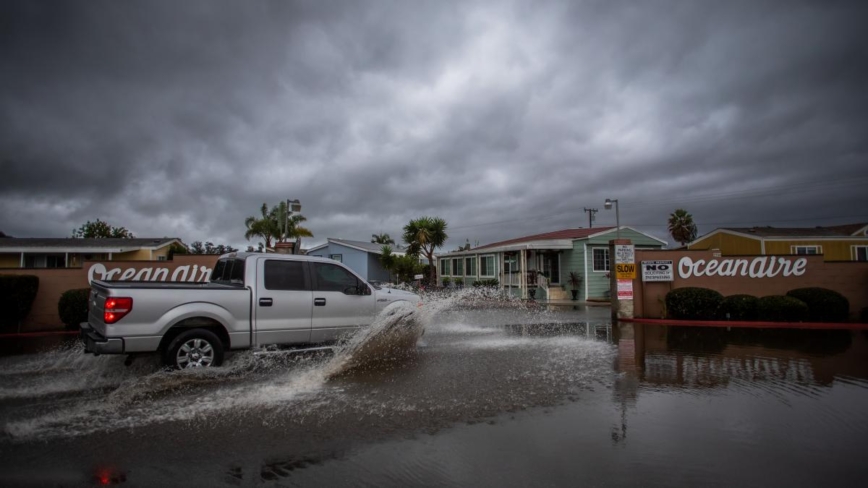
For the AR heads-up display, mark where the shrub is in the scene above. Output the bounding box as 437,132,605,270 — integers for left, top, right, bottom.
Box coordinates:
665,287,724,320
472,279,499,287
718,294,759,321
441,277,452,287
0,275,39,332
785,287,850,323
757,295,808,322
58,288,91,330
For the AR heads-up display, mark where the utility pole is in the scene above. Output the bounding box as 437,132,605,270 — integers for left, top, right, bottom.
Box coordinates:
583,208,598,228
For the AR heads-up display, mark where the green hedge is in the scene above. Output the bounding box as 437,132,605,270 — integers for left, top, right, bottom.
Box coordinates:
757,295,808,322
58,288,91,330
472,279,499,287
0,275,40,332
665,287,724,320
785,287,849,323
718,294,759,321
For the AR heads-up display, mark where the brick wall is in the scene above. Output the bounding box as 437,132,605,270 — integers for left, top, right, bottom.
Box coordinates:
0,255,220,331
633,250,868,320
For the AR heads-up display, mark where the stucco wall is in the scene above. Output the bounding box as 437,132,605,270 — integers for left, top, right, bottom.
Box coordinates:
0,255,220,331
632,249,868,321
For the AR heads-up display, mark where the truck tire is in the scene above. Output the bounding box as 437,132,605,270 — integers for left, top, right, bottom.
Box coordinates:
164,329,224,369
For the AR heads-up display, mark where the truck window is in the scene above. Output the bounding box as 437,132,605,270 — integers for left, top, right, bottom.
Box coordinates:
264,260,308,291
313,263,360,292
211,258,246,285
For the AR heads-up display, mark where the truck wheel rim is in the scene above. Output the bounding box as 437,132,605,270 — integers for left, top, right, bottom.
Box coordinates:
177,338,214,368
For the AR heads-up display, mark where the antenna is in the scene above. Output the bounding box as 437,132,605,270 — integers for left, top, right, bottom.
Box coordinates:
583,208,598,228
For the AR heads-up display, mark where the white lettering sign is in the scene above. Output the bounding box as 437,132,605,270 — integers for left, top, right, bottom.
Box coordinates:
615,245,635,264
88,263,213,284
617,279,633,299
677,256,807,279
642,260,674,282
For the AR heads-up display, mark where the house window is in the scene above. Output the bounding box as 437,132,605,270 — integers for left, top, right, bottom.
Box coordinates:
479,255,495,277
440,259,449,276
791,246,821,255
465,257,476,276
853,246,868,262
157,256,167,261
329,254,343,262
453,258,463,276
592,248,609,272
542,254,560,284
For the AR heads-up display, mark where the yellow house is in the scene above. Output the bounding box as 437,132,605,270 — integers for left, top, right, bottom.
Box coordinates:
688,223,868,261
0,237,185,268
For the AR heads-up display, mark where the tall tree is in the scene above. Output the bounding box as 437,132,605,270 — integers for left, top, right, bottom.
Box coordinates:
403,216,448,283
371,233,395,245
668,209,698,246
245,202,313,251
245,203,278,250
379,245,397,282
72,219,134,238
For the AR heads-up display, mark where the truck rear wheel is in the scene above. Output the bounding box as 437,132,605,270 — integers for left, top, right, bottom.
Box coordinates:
164,329,224,369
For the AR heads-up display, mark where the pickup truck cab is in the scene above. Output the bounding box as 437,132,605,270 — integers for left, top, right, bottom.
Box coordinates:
80,252,421,369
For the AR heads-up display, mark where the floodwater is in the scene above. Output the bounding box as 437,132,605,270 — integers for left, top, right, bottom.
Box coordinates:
0,291,866,487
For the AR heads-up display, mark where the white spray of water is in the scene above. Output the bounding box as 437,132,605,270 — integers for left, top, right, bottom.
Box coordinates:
1,288,602,441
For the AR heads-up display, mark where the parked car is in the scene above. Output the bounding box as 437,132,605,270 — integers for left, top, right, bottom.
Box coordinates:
80,252,421,369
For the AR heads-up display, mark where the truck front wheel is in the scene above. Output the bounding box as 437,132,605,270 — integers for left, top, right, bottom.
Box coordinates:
164,329,225,369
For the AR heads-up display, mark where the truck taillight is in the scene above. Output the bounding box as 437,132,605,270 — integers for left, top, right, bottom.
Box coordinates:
104,297,133,324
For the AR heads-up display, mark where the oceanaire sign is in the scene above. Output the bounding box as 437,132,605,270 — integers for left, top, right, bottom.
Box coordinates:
88,263,213,284
678,256,807,279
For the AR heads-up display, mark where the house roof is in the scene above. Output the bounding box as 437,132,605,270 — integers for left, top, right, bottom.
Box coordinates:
0,237,182,252
307,238,404,255
716,224,868,239
473,227,616,250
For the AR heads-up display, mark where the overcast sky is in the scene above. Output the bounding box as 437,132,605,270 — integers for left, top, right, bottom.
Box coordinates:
2,0,866,251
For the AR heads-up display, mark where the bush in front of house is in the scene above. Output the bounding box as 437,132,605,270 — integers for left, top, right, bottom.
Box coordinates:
0,274,40,332
718,294,759,321
441,277,452,287
665,287,724,320
785,287,850,323
58,288,91,330
757,295,809,322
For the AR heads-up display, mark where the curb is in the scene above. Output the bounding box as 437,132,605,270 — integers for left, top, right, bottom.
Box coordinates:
620,317,868,330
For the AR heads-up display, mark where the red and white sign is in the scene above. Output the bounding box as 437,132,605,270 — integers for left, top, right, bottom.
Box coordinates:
617,279,633,300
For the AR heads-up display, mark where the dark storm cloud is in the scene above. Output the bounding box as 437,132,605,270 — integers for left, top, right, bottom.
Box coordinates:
1,0,866,249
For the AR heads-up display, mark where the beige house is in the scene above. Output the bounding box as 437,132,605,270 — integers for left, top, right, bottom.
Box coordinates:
0,237,185,268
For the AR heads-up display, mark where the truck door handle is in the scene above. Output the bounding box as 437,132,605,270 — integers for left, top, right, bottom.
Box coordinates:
259,298,273,307
314,298,326,306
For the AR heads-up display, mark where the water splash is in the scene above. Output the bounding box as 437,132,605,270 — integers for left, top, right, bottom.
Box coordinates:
1,287,586,441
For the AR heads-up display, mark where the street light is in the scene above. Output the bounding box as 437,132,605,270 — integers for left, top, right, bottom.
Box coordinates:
604,198,620,240
284,199,302,253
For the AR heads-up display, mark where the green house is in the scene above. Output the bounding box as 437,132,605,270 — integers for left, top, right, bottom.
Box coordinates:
439,227,666,300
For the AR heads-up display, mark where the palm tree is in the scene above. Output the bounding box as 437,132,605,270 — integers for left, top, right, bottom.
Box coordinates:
668,209,698,246
245,203,277,250
245,202,314,250
403,216,448,283
371,233,395,245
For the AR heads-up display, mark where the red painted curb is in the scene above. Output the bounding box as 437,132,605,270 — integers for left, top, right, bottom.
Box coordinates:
0,330,79,340
620,318,868,330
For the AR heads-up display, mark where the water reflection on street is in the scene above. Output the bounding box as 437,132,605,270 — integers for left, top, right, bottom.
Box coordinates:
1,303,866,487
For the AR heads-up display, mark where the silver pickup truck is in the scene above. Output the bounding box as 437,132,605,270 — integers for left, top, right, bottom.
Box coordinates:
80,252,421,369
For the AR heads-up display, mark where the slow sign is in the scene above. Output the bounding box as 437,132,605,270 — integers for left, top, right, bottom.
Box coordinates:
615,263,636,279
642,260,674,282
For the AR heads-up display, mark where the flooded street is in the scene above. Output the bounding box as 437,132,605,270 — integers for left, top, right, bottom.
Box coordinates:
1,296,867,487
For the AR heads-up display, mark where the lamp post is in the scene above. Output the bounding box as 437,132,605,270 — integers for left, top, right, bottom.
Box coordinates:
284,198,302,240
604,198,620,240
